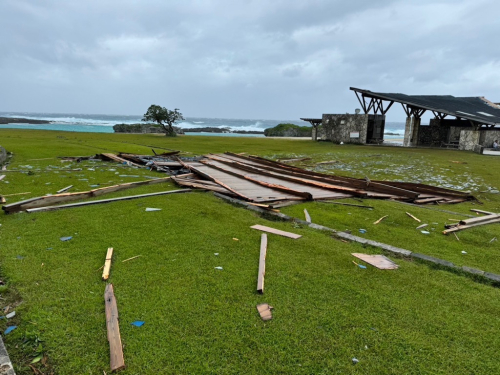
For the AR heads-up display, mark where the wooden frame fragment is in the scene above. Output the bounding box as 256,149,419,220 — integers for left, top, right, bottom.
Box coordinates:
104,284,125,372
102,247,114,281
257,234,267,294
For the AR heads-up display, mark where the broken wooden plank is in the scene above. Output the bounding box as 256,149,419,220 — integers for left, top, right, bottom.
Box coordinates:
352,253,399,270
470,209,495,215
459,214,499,225
406,212,421,222
100,153,143,167
443,217,500,234
104,284,126,372
25,189,191,213
3,176,172,213
257,234,267,294
102,248,113,281
251,224,301,239
373,215,388,225
416,223,428,229
304,209,311,223
56,185,73,194
256,303,273,321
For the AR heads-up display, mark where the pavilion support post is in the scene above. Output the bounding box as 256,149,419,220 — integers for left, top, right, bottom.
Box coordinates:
403,117,413,147
410,116,421,146
312,125,318,141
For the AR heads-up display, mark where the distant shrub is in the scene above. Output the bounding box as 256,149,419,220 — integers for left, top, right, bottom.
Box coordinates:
264,123,312,137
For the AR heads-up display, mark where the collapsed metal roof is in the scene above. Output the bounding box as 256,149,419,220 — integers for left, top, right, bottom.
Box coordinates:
350,87,500,126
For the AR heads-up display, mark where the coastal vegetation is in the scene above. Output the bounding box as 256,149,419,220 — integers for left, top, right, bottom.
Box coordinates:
142,105,185,137
1,129,500,374
264,123,312,137
113,123,164,133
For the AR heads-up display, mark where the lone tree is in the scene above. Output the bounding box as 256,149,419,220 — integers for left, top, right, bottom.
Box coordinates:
142,105,184,136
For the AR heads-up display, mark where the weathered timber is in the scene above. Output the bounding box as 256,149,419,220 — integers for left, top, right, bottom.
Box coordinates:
470,209,495,215
373,215,388,225
304,209,311,223
443,217,500,234
257,234,267,294
104,284,125,372
100,153,143,167
406,212,421,222
200,159,314,200
122,255,142,263
56,185,73,194
102,247,113,281
3,176,172,213
459,214,499,225
256,303,273,321
352,253,399,270
25,189,190,213
251,224,301,239
317,201,374,209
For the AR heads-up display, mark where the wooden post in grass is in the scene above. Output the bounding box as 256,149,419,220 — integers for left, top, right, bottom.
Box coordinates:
257,234,267,294
104,284,125,372
102,248,113,281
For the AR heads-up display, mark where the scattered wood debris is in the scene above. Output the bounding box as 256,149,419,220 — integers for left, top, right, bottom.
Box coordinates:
256,303,273,321
352,253,399,270
443,209,500,234
316,160,339,165
416,223,428,229
251,224,302,239
168,153,473,207
3,176,173,213
406,212,421,222
104,284,126,372
257,234,267,294
373,215,388,225
102,248,113,281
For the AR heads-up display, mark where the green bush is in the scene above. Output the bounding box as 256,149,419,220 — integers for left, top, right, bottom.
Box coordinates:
264,123,312,137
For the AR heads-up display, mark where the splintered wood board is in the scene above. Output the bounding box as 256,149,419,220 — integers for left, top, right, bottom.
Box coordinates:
102,247,114,280
351,253,399,270
256,303,273,321
251,224,301,239
104,284,125,371
257,234,267,294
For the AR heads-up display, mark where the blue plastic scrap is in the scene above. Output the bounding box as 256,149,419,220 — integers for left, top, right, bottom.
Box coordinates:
359,229,367,234
4,326,17,335
131,321,145,327
60,236,73,241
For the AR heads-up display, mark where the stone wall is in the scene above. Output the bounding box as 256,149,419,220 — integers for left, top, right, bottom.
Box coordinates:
321,114,369,144
479,129,500,148
0,146,7,165
459,130,480,151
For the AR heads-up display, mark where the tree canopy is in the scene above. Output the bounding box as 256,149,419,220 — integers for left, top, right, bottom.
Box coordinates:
142,105,184,136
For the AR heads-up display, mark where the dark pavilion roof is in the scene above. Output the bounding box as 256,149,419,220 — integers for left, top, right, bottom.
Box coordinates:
350,87,500,126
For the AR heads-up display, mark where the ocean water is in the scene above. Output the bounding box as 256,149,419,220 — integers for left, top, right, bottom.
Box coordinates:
0,112,406,139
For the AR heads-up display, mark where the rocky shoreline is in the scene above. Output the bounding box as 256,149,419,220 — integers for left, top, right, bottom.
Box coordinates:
0,117,50,125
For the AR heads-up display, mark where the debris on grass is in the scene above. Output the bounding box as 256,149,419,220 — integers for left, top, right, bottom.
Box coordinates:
233,238,239,241
4,326,17,335
60,236,73,241
304,209,311,223
352,261,367,269
145,208,162,212
373,215,388,225
416,223,428,229
406,212,421,222
359,229,367,234
462,251,467,254
104,284,125,371
352,358,359,365
214,266,223,270
421,230,430,235
251,224,301,239
490,237,497,243
131,321,145,327
256,303,273,321
352,254,399,270
56,185,73,193
122,255,141,263
257,234,267,294
6,311,15,319
102,248,113,281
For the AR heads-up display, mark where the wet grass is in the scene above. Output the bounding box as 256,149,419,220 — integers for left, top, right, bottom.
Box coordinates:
1,129,500,374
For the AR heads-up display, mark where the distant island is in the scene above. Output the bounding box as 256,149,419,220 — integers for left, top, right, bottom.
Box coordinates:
264,123,312,137
384,132,401,136
0,117,50,125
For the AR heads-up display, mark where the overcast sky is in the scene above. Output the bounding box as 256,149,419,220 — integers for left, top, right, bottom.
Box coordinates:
1,0,499,121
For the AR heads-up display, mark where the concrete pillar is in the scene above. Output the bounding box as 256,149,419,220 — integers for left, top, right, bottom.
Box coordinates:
411,117,421,146
403,117,412,147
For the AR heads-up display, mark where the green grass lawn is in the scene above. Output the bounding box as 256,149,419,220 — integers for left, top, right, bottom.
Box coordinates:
1,129,500,374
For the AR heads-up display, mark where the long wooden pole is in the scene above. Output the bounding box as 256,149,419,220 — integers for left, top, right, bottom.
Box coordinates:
104,284,125,372
102,248,114,281
257,234,267,294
